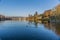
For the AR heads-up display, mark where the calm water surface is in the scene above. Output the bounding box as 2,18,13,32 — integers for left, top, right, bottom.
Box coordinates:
0,21,60,40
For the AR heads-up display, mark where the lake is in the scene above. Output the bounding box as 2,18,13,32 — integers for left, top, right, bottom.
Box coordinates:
0,21,60,40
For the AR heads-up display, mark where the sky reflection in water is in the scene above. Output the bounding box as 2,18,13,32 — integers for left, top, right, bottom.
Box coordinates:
0,21,59,40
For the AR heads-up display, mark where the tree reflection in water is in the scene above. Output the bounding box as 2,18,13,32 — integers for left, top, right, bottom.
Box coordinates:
44,22,60,36
27,20,43,28
33,21,38,28
27,20,60,36
27,20,38,28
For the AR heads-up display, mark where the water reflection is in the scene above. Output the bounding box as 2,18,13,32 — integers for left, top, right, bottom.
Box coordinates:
34,21,38,28
0,21,5,25
28,20,60,36
27,21,39,28
0,21,60,40
44,22,60,36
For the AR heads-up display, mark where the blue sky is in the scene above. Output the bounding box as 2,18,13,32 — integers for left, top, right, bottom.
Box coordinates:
0,0,60,17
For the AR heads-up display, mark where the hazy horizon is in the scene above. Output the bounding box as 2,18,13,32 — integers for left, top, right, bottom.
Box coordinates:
0,0,60,17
